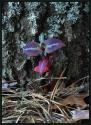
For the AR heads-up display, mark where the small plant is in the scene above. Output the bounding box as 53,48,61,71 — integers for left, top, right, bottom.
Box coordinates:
23,33,65,75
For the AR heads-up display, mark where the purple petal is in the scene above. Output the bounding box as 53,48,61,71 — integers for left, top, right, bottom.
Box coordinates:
39,59,48,74
23,41,42,56
44,38,65,53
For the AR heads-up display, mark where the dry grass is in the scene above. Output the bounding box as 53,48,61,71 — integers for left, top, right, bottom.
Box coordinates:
2,69,89,123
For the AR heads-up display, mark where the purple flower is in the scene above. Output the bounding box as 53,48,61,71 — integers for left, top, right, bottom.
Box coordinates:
34,59,49,75
44,38,66,53
23,41,42,56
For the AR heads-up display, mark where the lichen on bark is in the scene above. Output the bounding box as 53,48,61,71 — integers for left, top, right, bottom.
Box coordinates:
2,2,89,86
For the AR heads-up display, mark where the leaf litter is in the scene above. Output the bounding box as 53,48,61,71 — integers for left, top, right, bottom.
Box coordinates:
2,68,89,123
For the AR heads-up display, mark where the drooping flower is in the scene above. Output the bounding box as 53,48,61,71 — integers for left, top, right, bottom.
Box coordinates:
23,40,42,56
34,59,49,75
44,38,65,54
